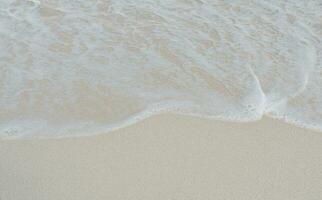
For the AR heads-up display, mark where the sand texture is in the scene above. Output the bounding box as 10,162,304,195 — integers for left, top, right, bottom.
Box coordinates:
1,114,322,200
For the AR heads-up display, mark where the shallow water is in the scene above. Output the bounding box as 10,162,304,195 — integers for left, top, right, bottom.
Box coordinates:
1,0,321,138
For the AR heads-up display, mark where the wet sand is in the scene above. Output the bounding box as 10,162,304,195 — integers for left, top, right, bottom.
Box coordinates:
1,114,322,200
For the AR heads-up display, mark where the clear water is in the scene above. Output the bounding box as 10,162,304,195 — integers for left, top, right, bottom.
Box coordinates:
1,0,322,138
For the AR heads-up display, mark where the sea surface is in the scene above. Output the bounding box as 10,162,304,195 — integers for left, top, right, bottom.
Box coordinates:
1,0,322,138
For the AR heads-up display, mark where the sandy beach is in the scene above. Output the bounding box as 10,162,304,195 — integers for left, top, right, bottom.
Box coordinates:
1,1,322,199
1,114,322,200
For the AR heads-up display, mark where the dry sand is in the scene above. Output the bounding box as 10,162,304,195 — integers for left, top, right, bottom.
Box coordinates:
1,114,322,200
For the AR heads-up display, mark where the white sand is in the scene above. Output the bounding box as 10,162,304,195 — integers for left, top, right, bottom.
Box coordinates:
1,114,322,200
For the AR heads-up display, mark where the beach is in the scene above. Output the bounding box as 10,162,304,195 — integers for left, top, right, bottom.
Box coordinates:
1,1,322,199
1,114,322,200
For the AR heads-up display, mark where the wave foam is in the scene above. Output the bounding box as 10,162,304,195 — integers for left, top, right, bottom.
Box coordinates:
1,0,321,138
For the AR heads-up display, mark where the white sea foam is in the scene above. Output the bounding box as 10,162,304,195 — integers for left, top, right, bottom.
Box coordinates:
0,0,321,138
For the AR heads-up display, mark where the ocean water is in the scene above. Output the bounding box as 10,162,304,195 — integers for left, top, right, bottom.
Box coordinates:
0,0,321,138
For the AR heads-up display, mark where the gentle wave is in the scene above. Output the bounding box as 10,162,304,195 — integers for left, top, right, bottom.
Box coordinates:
0,0,321,138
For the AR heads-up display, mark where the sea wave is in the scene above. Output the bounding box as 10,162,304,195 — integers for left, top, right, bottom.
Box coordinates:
1,0,321,138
